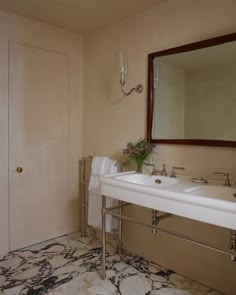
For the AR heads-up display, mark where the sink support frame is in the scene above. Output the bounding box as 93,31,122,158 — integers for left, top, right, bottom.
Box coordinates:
152,210,172,234
101,194,236,280
229,230,236,251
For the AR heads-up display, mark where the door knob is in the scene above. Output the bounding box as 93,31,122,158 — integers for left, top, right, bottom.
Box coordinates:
16,167,23,173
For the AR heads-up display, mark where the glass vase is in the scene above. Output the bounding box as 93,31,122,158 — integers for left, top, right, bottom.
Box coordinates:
136,160,144,173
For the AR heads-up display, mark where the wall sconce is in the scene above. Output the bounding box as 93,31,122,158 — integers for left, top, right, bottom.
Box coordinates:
115,50,143,96
153,60,160,89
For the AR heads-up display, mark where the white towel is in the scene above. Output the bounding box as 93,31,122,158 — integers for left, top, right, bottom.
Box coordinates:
88,157,109,193
88,157,119,232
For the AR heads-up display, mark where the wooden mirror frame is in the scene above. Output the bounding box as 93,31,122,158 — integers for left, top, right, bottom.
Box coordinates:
147,32,236,147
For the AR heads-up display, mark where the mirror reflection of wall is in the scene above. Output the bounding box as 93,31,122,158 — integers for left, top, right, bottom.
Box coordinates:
152,41,236,141
152,61,186,139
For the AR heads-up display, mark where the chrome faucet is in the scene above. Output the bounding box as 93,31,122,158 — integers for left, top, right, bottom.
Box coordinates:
145,163,168,176
170,166,185,178
151,166,162,176
151,169,160,176
214,171,231,187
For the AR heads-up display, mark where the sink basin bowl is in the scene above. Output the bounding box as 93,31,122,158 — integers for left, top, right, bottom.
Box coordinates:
115,173,180,188
185,185,236,202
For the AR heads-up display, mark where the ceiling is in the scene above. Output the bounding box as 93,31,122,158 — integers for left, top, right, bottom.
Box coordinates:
0,0,165,34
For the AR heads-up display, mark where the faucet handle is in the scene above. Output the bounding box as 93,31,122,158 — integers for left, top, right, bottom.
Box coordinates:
171,166,185,178
214,171,229,176
214,171,231,186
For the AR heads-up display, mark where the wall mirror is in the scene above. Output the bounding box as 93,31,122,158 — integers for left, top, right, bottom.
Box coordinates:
147,33,236,147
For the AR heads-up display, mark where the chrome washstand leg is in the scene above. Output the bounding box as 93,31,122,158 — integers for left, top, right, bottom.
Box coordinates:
229,230,236,251
82,159,86,238
229,230,236,261
152,210,158,234
151,210,172,235
118,200,122,256
102,195,107,279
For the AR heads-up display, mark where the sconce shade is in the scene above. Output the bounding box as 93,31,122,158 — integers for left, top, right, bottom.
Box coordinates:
115,50,128,85
153,60,160,89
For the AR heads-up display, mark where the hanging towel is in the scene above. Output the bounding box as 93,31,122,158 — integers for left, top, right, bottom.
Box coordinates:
88,157,119,232
88,157,109,193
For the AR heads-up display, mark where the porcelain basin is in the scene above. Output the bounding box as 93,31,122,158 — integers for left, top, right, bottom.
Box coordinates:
115,173,180,188
185,185,236,202
100,171,236,230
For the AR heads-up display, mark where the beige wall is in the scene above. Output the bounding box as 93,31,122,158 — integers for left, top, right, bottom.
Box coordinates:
0,10,83,254
84,0,236,294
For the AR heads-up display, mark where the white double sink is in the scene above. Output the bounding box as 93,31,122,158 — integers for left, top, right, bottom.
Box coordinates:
100,172,236,230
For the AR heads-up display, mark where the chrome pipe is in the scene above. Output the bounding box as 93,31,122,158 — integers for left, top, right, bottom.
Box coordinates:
152,211,172,234
152,210,158,234
83,156,119,167
102,195,107,279
106,210,236,259
80,155,122,243
229,230,236,251
158,213,173,222
81,180,90,185
106,202,131,211
118,200,122,256
81,158,86,238
121,83,143,96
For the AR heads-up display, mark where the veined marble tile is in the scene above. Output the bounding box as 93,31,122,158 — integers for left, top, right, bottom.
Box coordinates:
0,234,224,295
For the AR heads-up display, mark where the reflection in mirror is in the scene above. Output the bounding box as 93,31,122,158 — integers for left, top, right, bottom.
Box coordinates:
148,33,236,146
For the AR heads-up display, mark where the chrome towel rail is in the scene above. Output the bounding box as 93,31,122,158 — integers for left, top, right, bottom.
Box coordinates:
80,156,121,238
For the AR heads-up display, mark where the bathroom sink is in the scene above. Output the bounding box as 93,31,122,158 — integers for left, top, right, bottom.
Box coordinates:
115,173,180,188
185,185,236,202
100,171,236,230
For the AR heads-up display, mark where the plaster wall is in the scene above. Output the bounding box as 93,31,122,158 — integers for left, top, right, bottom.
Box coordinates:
84,1,236,294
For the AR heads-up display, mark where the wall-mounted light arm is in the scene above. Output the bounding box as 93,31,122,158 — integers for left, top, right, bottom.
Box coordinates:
120,81,143,96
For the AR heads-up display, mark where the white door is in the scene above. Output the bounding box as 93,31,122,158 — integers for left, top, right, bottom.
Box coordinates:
9,42,69,251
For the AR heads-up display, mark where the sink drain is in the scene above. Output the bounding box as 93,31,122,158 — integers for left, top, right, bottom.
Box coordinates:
155,179,162,184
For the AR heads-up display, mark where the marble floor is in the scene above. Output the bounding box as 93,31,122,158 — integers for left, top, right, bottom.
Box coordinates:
0,233,223,295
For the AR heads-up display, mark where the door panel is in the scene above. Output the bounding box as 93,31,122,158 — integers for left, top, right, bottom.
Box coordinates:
9,42,69,251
